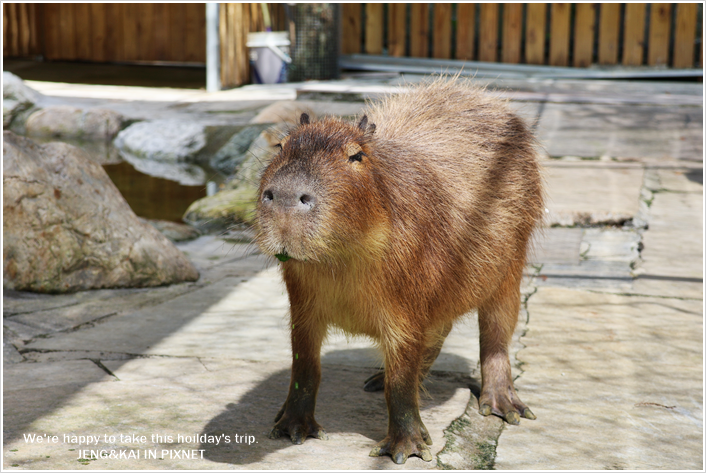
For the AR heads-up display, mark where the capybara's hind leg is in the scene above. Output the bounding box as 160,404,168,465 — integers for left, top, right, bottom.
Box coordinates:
369,339,432,464
363,323,452,392
478,276,536,425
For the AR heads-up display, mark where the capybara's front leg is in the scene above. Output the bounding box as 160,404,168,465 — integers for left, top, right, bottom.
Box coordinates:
269,314,328,444
369,340,432,464
364,323,452,392
478,281,536,425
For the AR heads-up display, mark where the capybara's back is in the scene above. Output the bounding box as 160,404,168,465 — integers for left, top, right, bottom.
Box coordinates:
255,76,544,465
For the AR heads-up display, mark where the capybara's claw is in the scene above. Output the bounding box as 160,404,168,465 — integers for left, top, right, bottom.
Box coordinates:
363,371,385,392
522,407,537,420
479,389,536,425
420,448,433,462
369,436,432,464
505,410,521,425
369,444,384,457
269,416,328,444
290,427,305,445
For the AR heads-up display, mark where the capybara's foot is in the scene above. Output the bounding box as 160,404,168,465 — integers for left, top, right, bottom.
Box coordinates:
269,410,328,444
363,371,385,392
369,432,433,464
478,387,536,425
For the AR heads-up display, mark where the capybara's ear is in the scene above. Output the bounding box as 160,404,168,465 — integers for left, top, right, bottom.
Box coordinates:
357,115,376,135
300,113,310,125
274,135,290,150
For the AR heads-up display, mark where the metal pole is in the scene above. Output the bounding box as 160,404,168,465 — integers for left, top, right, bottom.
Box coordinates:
206,3,220,92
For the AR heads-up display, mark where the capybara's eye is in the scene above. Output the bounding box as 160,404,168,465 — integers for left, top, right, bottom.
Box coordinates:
273,143,282,150
348,151,365,163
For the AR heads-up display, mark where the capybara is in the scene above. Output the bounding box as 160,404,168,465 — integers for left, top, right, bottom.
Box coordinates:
255,76,544,464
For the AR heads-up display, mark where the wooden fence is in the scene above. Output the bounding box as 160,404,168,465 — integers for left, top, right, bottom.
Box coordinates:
3,3,207,63
3,3,285,87
4,3,702,89
342,3,703,68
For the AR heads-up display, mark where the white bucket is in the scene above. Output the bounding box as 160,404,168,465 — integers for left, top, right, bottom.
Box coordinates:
247,32,291,84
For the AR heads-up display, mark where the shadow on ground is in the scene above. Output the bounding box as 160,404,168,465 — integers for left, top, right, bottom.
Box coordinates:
199,350,478,466
3,254,271,444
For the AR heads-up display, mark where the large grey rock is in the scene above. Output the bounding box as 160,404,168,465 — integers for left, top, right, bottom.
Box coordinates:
25,105,124,141
210,124,272,177
114,120,241,185
114,119,207,163
3,71,40,129
2,132,199,293
183,130,277,232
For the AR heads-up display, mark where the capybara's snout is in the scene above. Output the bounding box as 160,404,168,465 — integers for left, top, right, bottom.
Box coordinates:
261,176,318,215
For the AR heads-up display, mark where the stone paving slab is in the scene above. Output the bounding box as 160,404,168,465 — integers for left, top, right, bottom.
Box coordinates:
4,76,703,471
3,283,200,342
542,162,645,226
538,102,703,160
638,170,703,279
494,287,703,470
3,357,470,470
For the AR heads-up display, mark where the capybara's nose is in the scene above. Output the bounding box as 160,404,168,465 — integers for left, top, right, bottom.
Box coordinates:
262,187,317,213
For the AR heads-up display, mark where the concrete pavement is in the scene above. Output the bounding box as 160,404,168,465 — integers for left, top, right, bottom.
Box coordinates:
3,74,703,469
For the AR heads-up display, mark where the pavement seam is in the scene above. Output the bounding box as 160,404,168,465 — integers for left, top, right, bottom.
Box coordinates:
583,289,702,301
436,279,538,469
90,359,120,380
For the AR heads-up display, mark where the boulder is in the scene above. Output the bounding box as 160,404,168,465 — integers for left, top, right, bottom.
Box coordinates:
114,120,241,185
3,71,41,129
139,218,201,243
210,124,272,177
114,119,207,163
3,131,199,293
182,186,259,233
183,130,277,233
25,106,124,141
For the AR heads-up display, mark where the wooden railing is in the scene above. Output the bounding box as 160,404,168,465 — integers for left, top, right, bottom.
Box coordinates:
342,3,703,69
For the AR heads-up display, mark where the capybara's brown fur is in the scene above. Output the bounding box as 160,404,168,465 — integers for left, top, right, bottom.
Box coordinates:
255,77,544,464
